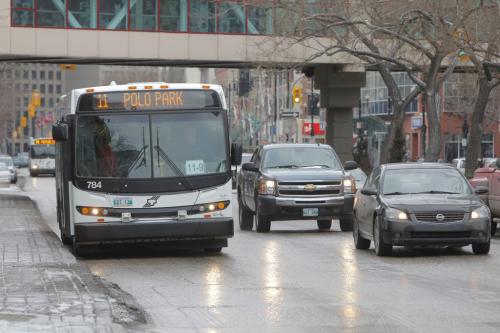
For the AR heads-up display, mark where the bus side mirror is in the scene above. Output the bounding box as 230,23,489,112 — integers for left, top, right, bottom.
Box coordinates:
52,123,68,142
231,143,243,165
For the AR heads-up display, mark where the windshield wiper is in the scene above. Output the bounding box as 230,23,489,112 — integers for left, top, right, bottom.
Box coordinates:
268,164,299,169
383,192,410,195
302,164,331,168
153,145,193,190
415,190,461,194
127,127,148,175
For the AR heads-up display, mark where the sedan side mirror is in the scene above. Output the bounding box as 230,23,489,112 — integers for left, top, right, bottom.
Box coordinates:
242,162,259,172
52,123,68,142
231,143,243,165
496,159,500,169
361,188,378,196
344,160,358,171
474,186,488,195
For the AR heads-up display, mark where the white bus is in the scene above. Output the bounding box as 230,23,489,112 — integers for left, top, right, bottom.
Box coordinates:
52,82,242,254
29,138,56,177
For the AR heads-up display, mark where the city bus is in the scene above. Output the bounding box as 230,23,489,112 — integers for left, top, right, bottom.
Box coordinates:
29,138,56,177
52,82,242,254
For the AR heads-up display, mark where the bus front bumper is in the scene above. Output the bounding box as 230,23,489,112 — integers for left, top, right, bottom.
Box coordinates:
74,218,234,244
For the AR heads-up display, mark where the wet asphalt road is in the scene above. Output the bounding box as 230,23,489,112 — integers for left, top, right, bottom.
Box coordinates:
18,173,500,332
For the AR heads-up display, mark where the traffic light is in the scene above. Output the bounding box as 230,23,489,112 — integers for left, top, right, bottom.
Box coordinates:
308,93,320,116
28,104,36,118
31,90,41,107
21,116,27,128
292,87,302,105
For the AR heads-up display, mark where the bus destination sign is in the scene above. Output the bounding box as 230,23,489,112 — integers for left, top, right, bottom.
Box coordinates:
77,90,221,112
34,138,55,145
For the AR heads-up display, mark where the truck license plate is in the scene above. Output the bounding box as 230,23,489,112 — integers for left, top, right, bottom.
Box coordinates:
303,208,319,217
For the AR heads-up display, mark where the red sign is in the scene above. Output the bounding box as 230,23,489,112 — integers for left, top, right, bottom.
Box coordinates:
302,122,325,135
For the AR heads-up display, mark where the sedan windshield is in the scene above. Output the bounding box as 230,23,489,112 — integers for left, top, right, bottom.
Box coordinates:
382,168,472,195
0,157,13,167
76,112,227,179
263,147,341,169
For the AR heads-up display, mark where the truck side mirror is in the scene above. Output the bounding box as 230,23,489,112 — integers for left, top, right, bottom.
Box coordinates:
344,161,358,171
52,123,68,142
242,162,259,172
474,186,489,195
231,143,243,165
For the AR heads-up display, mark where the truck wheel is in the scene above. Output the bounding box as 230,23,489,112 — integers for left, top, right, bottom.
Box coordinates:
353,216,371,249
255,201,271,233
374,216,392,256
238,199,254,231
339,214,354,232
204,247,222,253
317,219,332,230
472,241,490,255
491,222,497,236
30,171,38,177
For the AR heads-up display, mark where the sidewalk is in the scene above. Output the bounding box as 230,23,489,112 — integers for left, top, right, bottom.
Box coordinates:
0,194,149,332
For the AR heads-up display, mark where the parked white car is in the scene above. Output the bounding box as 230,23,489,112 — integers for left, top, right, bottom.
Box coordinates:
0,155,17,183
0,163,11,183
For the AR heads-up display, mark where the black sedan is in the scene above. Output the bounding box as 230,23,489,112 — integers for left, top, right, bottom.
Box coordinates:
353,163,491,256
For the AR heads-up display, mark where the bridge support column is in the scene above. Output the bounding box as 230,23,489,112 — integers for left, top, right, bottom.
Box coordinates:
315,65,366,162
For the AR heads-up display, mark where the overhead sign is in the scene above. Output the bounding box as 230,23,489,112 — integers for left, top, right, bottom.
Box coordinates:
303,122,326,135
411,116,423,129
282,111,299,117
77,90,221,112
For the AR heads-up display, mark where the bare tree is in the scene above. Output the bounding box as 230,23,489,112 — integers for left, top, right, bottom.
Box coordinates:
455,1,500,178
267,0,490,161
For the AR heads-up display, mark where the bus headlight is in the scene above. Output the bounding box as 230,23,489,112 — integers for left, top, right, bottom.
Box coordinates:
471,206,490,220
77,206,110,217
197,201,230,213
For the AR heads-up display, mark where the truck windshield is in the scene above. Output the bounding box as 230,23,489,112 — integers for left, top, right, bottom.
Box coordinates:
263,147,342,169
76,112,227,179
30,145,55,159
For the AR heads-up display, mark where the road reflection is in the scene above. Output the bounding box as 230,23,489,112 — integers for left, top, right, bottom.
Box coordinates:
205,264,223,310
262,240,282,322
341,241,358,327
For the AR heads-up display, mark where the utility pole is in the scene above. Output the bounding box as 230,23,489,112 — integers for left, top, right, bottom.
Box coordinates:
310,75,315,141
273,70,278,143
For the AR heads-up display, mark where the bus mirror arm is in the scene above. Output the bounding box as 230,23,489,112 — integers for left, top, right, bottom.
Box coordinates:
52,123,69,142
231,143,243,165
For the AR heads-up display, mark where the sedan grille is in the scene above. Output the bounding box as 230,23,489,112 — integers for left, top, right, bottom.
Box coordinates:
278,181,341,197
413,211,465,223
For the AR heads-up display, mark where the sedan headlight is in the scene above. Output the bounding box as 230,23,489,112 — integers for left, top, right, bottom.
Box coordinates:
343,177,356,194
259,178,276,195
471,206,490,220
385,207,408,221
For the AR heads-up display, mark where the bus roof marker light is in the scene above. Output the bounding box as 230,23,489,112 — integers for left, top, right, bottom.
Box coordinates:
202,85,210,89
160,85,169,89
144,85,153,90
128,86,137,90
86,88,95,93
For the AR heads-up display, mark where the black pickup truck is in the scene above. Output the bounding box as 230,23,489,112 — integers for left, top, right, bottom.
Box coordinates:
237,144,358,232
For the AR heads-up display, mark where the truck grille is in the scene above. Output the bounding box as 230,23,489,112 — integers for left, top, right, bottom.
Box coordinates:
413,211,465,223
278,181,341,197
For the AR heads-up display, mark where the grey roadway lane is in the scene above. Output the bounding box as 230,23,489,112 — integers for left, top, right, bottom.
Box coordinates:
20,174,500,332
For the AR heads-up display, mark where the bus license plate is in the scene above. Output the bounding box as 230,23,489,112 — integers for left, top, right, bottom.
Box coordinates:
303,208,319,217
113,198,133,208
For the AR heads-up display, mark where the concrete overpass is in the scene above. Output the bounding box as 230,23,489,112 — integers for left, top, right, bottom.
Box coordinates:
0,0,365,160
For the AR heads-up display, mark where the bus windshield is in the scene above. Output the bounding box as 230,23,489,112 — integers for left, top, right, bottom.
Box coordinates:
31,145,55,159
76,111,227,179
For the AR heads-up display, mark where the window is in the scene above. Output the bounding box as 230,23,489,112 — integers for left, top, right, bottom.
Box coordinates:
218,2,245,33
40,71,45,80
56,71,62,80
48,85,54,94
130,0,157,31
32,84,37,90
99,0,128,30
189,0,215,32
40,84,46,93
159,0,187,31
31,70,37,79
15,83,20,90
247,2,273,34
41,97,46,107
68,0,96,29
12,0,34,27
48,71,54,80
23,83,29,91
56,85,62,94
49,98,54,107
23,97,29,107
23,70,28,79
37,0,66,28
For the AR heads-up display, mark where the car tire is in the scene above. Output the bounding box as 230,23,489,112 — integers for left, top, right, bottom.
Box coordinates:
238,194,254,231
255,203,271,233
30,171,38,177
339,214,354,232
491,222,497,236
353,215,371,249
317,219,332,230
204,247,222,253
373,216,392,256
60,231,72,246
472,241,490,255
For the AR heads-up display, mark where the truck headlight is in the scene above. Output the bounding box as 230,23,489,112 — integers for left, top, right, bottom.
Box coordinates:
471,206,490,220
259,178,276,195
31,164,38,169
343,177,356,194
385,207,408,221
